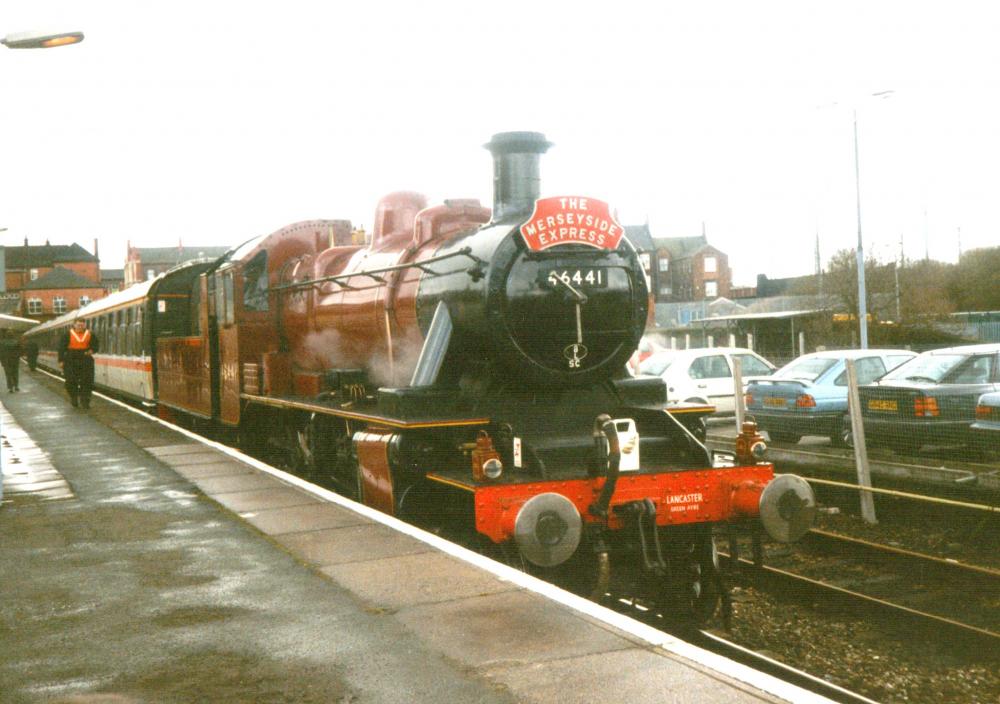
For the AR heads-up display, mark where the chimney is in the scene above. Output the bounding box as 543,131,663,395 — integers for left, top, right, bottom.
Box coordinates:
484,131,552,223
93,238,99,261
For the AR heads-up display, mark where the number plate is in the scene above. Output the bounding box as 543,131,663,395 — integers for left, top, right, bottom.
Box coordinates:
764,397,786,407
544,268,607,289
868,399,898,412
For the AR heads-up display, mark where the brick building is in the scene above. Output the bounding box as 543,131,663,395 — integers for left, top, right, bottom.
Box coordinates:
125,244,230,287
22,268,106,320
101,269,125,295
3,240,104,321
646,231,732,303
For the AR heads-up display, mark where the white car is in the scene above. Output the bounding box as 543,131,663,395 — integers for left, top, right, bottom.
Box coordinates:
637,347,776,413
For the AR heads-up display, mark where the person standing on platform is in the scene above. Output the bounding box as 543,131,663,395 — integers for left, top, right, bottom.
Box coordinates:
24,338,39,372
0,330,21,392
58,319,99,408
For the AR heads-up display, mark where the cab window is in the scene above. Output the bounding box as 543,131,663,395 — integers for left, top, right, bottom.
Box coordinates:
242,251,269,312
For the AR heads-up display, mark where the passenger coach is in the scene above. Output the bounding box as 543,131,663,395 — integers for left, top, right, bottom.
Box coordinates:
25,259,215,406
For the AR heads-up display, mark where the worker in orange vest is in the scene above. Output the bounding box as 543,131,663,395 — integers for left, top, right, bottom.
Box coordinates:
58,319,100,409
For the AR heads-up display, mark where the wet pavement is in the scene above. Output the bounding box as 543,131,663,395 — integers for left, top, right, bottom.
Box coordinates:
0,371,518,703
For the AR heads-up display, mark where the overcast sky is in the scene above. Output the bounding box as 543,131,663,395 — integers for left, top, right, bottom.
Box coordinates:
2,1,998,286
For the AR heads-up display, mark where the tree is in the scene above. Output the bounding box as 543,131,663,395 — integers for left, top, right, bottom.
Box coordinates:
899,259,955,320
824,248,895,323
949,247,1000,312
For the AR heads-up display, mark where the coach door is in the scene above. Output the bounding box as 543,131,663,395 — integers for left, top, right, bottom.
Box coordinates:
212,267,241,426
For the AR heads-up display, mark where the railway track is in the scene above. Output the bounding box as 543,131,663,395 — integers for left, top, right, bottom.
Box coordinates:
721,541,1000,650
606,597,877,704
802,528,1000,584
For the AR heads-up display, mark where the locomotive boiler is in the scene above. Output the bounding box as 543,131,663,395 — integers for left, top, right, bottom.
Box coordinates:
150,131,815,622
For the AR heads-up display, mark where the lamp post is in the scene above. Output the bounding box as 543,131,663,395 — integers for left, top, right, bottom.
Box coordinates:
850,90,894,350
1,29,83,49
853,109,869,349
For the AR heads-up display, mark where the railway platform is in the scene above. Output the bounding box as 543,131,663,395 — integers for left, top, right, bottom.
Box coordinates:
1,367,832,703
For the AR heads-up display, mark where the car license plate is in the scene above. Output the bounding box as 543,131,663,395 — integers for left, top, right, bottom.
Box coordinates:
764,397,786,407
544,268,607,289
868,399,898,412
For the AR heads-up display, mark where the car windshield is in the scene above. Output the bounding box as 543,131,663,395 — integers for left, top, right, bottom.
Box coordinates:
883,353,969,383
774,356,838,382
638,353,678,376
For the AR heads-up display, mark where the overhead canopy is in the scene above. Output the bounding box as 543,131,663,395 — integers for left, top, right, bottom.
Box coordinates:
698,309,822,323
0,313,41,332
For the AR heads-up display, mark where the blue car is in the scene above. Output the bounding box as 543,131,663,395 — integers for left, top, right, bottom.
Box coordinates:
745,349,916,446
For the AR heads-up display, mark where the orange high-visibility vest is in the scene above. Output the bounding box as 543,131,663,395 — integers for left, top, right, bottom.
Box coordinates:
68,329,92,350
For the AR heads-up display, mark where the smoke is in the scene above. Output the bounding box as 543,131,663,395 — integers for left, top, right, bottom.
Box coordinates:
299,325,426,389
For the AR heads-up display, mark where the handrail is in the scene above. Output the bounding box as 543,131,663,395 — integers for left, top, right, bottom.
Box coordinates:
272,247,483,292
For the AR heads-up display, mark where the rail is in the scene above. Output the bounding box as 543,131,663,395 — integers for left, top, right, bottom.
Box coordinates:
803,475,1000,513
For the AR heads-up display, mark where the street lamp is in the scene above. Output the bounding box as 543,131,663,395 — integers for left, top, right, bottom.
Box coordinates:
851,90,894,350
1,29,83,49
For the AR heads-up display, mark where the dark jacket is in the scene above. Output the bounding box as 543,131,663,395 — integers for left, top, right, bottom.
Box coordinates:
58,328,100,362
0,336,21,366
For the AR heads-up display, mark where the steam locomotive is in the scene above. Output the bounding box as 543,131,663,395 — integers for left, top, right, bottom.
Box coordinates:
26,132,815,622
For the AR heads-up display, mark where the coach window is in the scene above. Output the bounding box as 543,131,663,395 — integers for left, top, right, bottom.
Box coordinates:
212,272,224,322
223,271,235,326
242,251,269,312
136,308,144,355
190,282,202,335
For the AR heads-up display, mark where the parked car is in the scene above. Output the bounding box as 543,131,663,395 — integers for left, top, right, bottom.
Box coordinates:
971,391,1000,457
858,343,1000,454
637,347,776,413
745,349,916,446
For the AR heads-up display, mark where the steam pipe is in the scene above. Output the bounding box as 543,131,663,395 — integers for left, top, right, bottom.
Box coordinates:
410,301,452,387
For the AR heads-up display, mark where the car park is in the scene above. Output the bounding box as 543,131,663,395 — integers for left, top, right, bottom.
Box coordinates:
745,349,916,446
858,343,1000,454
637,347,776,413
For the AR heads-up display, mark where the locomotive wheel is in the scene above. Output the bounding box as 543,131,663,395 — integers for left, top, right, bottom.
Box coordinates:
654,530,725,628
687,534,724,627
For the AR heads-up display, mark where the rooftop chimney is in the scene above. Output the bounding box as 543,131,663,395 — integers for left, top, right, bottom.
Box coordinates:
93,238,99,261
484,131,552,223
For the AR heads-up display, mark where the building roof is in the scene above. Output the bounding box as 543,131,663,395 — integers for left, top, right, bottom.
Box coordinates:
652,234,708,259
5,243,97,268
623,224,655,251
23,266,101,290
101,269,125,281
133,246,230,266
